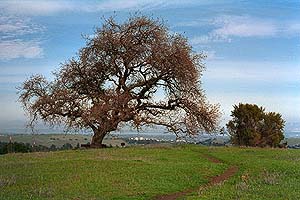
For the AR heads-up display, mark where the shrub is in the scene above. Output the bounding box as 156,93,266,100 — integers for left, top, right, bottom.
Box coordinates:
227,103,284,147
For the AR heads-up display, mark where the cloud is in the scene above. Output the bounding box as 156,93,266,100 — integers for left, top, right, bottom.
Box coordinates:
0,15,43,38
0,0,73,15
285,22,300,35
208,92,300,124
204,60,300,83
0,40,43,60
201,50,224,61
0,0,200,15
91,0,156,11
0,15,44,60
190,34,230,45
189,15,300,45
0,73,25,84
212,15,277,38
202,60,300,123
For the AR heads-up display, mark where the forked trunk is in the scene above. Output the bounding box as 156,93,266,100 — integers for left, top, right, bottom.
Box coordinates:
91,129,107,148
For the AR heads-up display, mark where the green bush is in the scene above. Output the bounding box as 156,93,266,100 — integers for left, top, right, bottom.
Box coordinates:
227,103,284,147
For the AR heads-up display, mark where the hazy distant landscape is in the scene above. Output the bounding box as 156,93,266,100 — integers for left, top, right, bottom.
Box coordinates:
1,120,300,138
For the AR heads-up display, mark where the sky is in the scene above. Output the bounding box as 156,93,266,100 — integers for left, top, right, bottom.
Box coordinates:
0,0,299,133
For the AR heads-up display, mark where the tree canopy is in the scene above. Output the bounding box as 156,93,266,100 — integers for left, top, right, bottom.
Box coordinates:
227,103,285,147
19,15,220,147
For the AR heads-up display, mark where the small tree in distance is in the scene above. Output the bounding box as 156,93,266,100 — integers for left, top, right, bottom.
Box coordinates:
227,103,285,147
19,15,220,147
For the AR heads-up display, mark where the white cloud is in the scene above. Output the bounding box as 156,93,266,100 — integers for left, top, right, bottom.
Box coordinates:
285,22,300,35
92,0,151,11
0,74,25,83
190,34,230,45
207,92,300,125
201,50,224,61
203,60,300,124
189,15,300,45
0,14,44,60
0,40,43,60
0,0,202,15
204,60,300,83
212,15,277,38
0,0,73,15
0,15,43,38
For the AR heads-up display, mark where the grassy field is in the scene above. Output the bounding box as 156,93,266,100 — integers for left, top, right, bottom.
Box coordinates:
0,134,126,148
0,145,299,200
186,147,300,199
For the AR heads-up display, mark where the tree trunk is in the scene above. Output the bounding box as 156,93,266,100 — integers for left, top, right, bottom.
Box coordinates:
91,129,107,148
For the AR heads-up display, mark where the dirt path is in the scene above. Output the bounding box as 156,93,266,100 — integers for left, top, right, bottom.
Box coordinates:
201,154,222,163
153,154,238,200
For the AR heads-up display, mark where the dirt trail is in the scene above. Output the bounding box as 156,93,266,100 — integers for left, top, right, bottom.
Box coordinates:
153,154,238,200
201,154,222,163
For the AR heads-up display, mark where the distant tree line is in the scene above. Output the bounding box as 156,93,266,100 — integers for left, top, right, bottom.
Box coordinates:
0,141,80,155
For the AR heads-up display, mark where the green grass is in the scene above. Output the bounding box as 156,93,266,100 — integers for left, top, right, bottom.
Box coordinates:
0,134,126,148
185,147,300,200
0,145,299,200
0,145,225,200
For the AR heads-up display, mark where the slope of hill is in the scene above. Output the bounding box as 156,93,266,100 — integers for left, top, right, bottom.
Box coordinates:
0,134,127,148
0,145,299,199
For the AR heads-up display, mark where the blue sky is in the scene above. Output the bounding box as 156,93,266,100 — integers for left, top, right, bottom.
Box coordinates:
0,0,299,132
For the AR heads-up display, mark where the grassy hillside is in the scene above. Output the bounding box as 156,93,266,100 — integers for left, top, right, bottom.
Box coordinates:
186,147,300,199
0,145,299,199
0,134,126,148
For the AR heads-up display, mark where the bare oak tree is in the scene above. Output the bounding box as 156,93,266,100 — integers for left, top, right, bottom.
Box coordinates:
19,16,220,147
